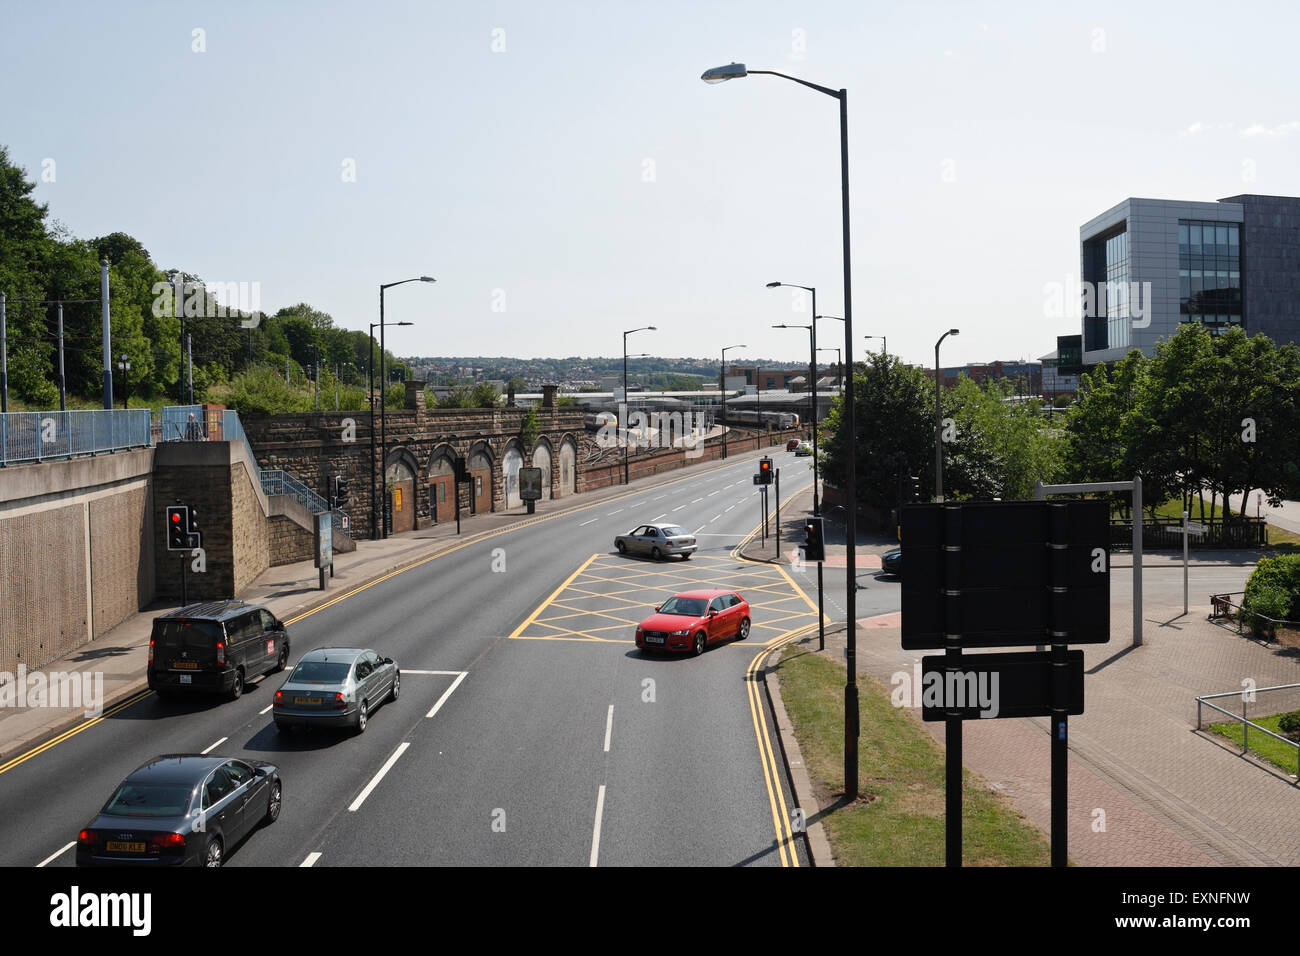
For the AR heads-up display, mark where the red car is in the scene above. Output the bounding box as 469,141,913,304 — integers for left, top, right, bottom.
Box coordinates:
786,438,801,451
635,589,751,655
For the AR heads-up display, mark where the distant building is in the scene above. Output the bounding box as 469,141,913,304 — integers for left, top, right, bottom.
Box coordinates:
929,360,1042,394
1080,194,1300,367
1040,349,1079,398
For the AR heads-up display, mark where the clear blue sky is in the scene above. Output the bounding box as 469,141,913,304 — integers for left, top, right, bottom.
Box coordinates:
4,0,1298,369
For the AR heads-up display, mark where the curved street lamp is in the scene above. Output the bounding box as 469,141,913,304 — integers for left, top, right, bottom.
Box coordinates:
374,276,434,540
704,60,861,799
720,343,746,459
934,328,960,501
623,326,656,484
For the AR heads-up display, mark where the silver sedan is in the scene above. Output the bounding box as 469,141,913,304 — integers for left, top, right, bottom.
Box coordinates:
614,523,697,561
273,647,399,734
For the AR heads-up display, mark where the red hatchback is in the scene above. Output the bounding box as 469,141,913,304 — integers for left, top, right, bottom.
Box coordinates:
635,589,751,656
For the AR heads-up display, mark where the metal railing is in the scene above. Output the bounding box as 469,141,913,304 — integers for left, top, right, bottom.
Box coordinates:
157,405,352,537
1196,682,1300,780
0,409,151,465
1110,516,1267,550
1209,591,1300,641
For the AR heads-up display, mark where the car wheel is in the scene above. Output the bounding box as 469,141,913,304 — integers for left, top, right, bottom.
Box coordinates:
692,632,706,656
204,836,223,868
651,546,662,561
263,781,282,824
390,671,400,702
616,540,627,554
356,699,368,734
737,617,750,640
229,669,244,701
274,647,289,672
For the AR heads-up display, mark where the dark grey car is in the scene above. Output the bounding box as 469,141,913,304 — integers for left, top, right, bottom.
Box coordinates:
614,523,697,560
272,647,399,734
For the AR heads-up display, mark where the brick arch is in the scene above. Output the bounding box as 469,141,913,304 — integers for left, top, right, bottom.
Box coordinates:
466,441,494,515
531,438,553,500
502,439,525,509
383,446,421,534
426,443,457,524
557,434,578,498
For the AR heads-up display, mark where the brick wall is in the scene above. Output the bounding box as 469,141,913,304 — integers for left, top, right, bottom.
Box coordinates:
269,515,315,565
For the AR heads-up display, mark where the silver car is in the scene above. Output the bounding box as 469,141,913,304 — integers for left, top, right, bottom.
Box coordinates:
614,522,697,561
272,647,399,734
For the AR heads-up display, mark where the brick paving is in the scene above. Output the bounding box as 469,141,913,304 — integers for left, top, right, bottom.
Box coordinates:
751,486,1300,866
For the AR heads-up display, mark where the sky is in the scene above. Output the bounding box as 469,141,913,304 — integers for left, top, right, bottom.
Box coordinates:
3,0,1299,370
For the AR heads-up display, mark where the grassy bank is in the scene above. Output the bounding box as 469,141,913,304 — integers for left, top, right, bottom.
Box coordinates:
1208,715,1300,776
775,643,1051,866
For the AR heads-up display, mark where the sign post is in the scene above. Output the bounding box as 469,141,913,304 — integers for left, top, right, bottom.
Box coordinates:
1178,511,1207,614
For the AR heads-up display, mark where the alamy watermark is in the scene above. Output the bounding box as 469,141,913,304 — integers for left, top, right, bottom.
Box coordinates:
890,660,1000,718
594,404,707,459
1043,277,1152,329
0,666,103,718
151,278,262,328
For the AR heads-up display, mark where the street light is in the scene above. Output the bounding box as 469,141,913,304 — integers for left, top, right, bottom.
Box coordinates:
623,326,656,484
772,323,820,515
375,275,434,540
371,318,413,537
934,328,960,501
117,354,131,409
720,343,746,459
705,61,860,799
864,335,887,360
817,347,841,391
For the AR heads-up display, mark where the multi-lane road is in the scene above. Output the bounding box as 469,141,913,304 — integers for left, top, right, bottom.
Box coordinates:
2,449,874,868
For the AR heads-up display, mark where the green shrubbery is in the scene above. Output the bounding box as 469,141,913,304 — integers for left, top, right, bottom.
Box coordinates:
1277,711,1300,737
1242,554,1300,634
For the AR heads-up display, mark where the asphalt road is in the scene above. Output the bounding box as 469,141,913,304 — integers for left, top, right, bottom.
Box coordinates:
0,447,817,868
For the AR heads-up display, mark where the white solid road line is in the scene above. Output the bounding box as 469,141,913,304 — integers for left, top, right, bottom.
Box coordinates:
300,852,322,867
580,517,598,526
405,669,468,676
349,742,410,812
201,737,227,754
259,705,274,714
603,705,614,752
426,671,469,719
36,842,75,868
589,784,607,867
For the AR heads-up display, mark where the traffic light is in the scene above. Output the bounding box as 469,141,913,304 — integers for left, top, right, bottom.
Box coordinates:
800,516,825,562
333,476,351,508
166,505,189,551
758,457,774,485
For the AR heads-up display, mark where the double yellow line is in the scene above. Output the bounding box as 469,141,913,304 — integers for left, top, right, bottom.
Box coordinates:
0,690,153,776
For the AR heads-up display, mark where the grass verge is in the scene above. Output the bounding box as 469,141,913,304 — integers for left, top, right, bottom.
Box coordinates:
1208,716,1300,776
775,642,1050,865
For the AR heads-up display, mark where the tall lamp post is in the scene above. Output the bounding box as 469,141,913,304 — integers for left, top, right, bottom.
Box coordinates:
117,354,131,409
369,322,407,540
375,276,434,540
771,322,819,512
704,61,860,799
934,328,960,501
719,343,746,459
817,347,841,391
623,326,656,484
865,334,887,360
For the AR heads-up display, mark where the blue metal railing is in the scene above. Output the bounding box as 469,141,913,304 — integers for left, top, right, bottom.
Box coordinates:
157,405,352,538
0,409,151,466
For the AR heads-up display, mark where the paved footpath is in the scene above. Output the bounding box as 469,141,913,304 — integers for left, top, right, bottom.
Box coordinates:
748,487,1300,867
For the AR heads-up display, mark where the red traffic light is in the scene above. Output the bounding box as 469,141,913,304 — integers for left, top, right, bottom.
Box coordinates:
171,513,180,522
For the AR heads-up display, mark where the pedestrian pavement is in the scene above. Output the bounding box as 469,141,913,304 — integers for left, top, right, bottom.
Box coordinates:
0,446,779,766
745,486,1300,867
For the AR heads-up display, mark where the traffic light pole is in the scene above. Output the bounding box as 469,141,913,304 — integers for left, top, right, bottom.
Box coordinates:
775,469,781,557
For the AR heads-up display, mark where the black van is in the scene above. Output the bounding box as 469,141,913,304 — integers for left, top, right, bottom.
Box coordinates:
148,601,291,701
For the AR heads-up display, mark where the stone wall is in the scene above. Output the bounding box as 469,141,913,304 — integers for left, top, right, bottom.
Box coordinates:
0,448,154,672
577,427,799,492
269,515,315,565
241,399,587,539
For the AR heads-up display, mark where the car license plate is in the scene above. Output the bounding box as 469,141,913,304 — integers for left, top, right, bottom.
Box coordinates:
646,635,665,644
179,675,191,684
172,661,198,669
106,841,146,853
293,696,317,706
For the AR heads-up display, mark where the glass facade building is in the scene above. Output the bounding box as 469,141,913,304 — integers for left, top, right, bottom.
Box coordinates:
1178,220,1241,331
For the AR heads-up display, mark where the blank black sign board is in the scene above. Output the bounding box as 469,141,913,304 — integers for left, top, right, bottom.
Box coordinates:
920,650,1084,721
901,500,1110,650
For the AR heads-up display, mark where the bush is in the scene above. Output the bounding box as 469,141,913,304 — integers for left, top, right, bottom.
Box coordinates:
1243,555,1300,623
1277,711,1300,736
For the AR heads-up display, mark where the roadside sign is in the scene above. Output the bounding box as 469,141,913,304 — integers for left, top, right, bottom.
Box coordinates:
519,467,543,502
919,650,1084,721
314,511,332,570
1185,521,1207,535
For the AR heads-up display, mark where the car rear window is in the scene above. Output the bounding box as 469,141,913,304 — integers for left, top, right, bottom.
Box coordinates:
102,783,193,818
152,620,223,655
661,526,687,537
289,660,352,683
658,597,706,616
